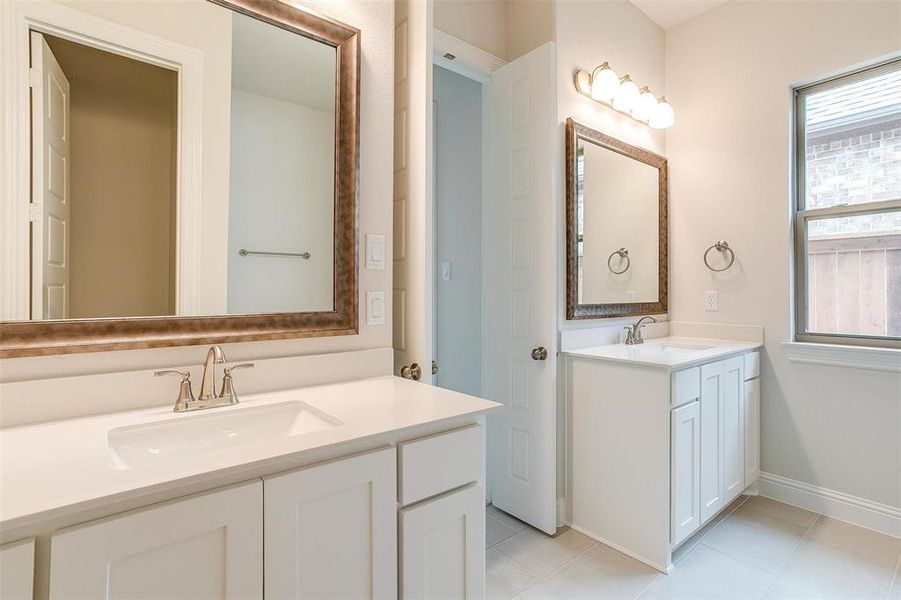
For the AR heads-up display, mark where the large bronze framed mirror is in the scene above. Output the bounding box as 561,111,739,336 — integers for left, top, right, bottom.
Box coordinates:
0,0,360,357
565,118,668,319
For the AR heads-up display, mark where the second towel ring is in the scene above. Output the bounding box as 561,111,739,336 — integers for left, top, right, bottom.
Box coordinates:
704,240,735,272
607,247,630,274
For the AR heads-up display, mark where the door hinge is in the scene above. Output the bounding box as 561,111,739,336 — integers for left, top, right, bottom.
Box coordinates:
28,204,41,222
28,68,41,88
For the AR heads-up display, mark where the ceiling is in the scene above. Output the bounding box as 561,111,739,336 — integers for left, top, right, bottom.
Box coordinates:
629,0,731,30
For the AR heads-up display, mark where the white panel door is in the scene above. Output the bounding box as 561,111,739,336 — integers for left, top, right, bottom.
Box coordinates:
50,481,263,599
484,42,558,535
400,483,485,599
392,0,435,383
671,401,701,546
722,356,745,503
699,361,724,523
744,377,761,485
264,447,397,599
30,32,71,319
0,538,34,600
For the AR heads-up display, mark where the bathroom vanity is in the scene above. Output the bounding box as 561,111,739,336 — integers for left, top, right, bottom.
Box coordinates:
565,336,761,572
0,376,500,599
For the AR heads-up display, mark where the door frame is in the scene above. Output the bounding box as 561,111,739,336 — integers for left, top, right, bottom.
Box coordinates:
0,0,204,320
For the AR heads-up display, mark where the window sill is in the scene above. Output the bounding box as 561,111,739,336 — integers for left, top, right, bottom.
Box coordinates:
781,342,901,372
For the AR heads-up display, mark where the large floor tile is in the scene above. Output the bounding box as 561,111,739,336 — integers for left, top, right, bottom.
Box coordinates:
701,505,810,573
518,544,661,599
486,548,538,600
488,515,520,547
765,518,899,599
640,544,775,599
488,505,528,533
672,495,749,565
493,528,597,578
738,497,818,529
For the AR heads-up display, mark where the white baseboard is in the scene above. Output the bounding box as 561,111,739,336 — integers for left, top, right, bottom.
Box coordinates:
758,472,900,538
566,523,671,573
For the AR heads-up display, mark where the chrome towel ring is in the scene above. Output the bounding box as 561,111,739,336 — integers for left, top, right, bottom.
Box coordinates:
704,240,735,272
607,247,630,274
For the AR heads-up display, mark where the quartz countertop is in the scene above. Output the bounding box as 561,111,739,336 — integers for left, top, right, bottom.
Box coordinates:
565,336,761,369
0,376,501,531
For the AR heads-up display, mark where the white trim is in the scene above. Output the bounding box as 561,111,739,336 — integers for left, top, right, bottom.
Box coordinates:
0,0,204,319
432,28,505,83
781,341,901,372
759,471,901,539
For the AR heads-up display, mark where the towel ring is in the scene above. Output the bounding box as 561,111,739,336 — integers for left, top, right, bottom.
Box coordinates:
704,240,735,272
607,248,630,275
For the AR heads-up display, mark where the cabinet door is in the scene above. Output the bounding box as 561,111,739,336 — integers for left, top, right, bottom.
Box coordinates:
699,362,724,523
722,356,745,503
400,483,485,599
671,401,701,546
50,481,263,599
744,377,761,485
264,447,397,599
1,538,34,600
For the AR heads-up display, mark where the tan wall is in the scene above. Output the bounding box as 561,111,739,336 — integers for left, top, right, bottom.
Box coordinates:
434,0,507,59
46,36,177,318
505,0,554,61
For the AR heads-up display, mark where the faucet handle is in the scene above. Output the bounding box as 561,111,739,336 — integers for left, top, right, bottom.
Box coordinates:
623,327,636,345
220,363,255,405
155,370,196,411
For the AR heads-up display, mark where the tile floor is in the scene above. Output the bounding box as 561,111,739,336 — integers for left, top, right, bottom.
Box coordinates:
486,496,901,599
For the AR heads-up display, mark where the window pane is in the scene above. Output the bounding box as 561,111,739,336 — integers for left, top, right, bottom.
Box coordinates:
803,66,901,209
805,210,901,337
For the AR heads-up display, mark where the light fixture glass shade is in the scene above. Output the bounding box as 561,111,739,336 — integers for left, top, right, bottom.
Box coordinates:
590,62,619,102
575,70,592,95
649,97,675,129
632,87,658,121
612,75,640,112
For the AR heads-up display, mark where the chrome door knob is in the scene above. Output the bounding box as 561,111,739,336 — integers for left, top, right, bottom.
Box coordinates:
531,346,548,361
400,362,423,380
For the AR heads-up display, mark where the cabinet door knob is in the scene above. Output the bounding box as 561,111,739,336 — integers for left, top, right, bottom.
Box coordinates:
400,363,423,380
531,346,548,361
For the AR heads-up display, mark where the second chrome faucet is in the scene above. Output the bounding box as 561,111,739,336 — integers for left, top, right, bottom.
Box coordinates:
623,315,659,345
155,345,255,413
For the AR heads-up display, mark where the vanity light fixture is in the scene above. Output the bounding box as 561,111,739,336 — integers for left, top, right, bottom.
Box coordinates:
574,62,675,129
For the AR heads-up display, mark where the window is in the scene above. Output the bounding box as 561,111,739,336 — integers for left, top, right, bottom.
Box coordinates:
794,59,901,348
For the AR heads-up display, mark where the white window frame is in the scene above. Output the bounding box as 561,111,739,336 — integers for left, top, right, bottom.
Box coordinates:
792,58,901,349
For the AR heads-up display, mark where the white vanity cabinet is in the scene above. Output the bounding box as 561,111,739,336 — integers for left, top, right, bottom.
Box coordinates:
50,480,264,599
264,447,397,599
0,538,35,600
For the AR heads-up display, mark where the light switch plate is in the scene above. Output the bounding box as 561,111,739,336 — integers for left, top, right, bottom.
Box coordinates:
367,291,385,325
366,234,386,270
704,290,719,312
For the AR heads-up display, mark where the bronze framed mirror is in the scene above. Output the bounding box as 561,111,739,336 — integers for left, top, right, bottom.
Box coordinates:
565,118,668,319
0,0,360,357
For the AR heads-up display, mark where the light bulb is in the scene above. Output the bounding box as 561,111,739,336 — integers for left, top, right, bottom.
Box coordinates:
574,70,592,96
649,96,675,129
631,87,657,122
590,62,619,102
612,75,640,112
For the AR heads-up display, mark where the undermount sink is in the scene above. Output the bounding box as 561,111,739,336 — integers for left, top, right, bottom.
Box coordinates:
108,400,342,468
641,342,715,354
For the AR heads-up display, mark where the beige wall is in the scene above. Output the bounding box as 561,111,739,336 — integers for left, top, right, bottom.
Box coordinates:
506,0,554,60
434,0,507,59
46,36,177,319
666,1,901,507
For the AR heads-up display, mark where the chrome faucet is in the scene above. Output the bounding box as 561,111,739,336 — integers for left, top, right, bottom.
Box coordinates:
624,315,658,345
155,345,254,412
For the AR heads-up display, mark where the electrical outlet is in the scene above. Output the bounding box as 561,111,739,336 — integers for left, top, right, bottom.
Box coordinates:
704,290,719,312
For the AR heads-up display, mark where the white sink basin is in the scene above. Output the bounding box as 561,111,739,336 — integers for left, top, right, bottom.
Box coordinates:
108,400,341,468
642,342,715,354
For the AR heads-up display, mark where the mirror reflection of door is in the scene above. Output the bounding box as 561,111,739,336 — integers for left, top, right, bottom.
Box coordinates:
30,33,178,320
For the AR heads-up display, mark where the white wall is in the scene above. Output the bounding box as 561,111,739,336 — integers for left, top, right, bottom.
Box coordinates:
554,0,666,331
666,1,901,508
434,65,482,397
0,0,394,383
227,89,334,314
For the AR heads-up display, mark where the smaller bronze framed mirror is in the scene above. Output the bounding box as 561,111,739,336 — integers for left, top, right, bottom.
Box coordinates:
565,118,668,319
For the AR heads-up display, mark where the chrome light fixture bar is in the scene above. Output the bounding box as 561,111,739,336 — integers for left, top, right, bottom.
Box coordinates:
575,62,675,129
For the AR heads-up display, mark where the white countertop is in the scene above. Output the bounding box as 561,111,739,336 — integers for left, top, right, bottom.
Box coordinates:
0,376,501,532
565,336,761,369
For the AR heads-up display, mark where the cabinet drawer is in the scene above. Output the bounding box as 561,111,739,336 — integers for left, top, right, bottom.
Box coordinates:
672,366,701,408
744,351,760,380
398,424,484,506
